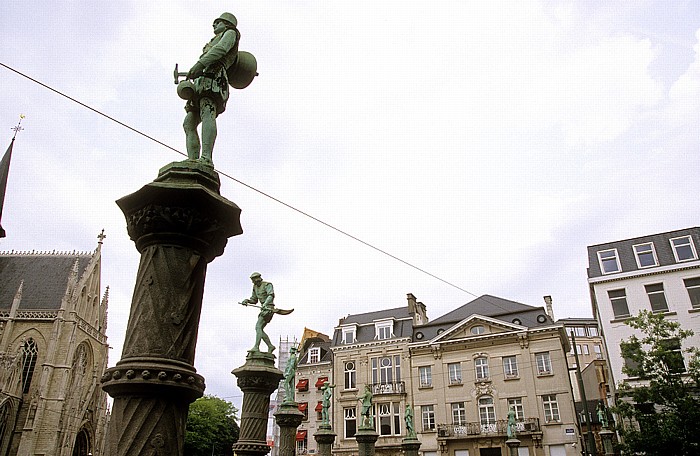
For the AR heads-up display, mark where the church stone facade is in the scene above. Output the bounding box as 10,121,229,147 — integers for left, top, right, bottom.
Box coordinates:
0,240,110,456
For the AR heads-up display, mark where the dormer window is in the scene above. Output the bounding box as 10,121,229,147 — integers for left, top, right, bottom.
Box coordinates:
670,236,698,262
375,321,394,340
342,327,356,344
308,347,320,364
633,242,658,268
598,249,621,274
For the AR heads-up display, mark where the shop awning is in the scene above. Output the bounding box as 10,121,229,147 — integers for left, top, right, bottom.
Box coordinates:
296,430,307,441
315,376,328,388
298,402,308,412
296,379,309,391
315,402,323,412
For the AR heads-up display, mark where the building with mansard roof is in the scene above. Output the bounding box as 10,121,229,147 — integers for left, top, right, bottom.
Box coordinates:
330,293,580,456
587,227,700,393
0,238,110,456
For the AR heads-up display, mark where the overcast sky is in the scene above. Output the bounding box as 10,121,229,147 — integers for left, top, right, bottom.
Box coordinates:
1,1,699,410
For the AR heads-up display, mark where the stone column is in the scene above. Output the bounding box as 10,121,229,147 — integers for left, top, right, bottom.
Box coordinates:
401,437,421,456
232,352,284,456
355,428,378,456
101,162,242,455
314,424,336,456
505,438,521,456
274,403,304,456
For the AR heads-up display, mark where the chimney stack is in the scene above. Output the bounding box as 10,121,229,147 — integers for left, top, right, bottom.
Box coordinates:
543,295,554,321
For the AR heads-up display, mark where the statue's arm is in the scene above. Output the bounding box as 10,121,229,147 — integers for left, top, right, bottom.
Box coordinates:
198,29,239,68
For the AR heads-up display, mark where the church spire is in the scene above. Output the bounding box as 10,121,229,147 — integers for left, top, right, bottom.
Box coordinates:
0,115,23,238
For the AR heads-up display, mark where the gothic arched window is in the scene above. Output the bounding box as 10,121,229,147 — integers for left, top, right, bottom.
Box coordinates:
21,339,38,394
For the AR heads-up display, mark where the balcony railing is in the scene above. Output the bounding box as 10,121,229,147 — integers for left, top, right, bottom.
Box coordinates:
371,381,406,395
437,417,540,438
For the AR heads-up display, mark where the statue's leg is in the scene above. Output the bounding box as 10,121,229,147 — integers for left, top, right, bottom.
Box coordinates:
262,332,275,353
183,110,201,160
200,98,217,163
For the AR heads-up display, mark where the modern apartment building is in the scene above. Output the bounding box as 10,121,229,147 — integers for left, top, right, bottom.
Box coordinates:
587,227,700,392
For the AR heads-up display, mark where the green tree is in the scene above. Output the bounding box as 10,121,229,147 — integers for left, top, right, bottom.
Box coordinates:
185,395,239,456
613,310,700,455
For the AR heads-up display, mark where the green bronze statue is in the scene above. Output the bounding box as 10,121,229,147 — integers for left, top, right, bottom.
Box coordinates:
405,404,416,438
596,401,609,429
321,381,336,426
358,384,374,428
507,407,517,439
177,12,257,164
283,346,299,403
240,272,293,354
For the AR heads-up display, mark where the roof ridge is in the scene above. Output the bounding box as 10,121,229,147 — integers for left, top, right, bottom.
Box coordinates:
0,250,92,257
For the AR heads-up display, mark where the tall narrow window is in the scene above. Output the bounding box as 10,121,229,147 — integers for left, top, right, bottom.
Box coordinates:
670,236,698,262
645,283,669,313
542,395,560,422
594,344,603,359
421,405,436,431
448,363,462,384
608,289,630,319
633,243,658,268
478,396,496,427
419,366,432,387
344,407,357,438
503,356,519,378
535,352,552,375
344,361,357,390
474,357,489,380
684,277,700,309
21,339,38,394
451,402,466,425
598,249,621,274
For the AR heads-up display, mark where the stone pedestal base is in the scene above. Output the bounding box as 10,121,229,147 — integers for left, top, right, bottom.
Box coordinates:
232,352,283,456
274,402,304,456
505,438,521,456
102,160,242,455
355,428,378,456
314,424,336,456
402,437,421,456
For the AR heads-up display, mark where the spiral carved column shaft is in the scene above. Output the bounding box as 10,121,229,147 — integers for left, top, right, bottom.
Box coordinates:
232,353,284,456
102,162,242,455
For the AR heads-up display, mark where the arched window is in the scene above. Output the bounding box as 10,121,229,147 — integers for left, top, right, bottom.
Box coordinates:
478,396,496,426
0,399,12,446
72,428,90,456
21,339,38,394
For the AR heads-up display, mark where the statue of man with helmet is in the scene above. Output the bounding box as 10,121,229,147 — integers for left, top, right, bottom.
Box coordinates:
180,13,255,164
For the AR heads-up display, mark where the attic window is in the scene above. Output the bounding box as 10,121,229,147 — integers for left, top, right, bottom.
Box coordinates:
308,347,320,364
470,325,485,335
342,327,356,344
375,321,394,340
512,318,522,325
415,332,424,340
537,315,547,323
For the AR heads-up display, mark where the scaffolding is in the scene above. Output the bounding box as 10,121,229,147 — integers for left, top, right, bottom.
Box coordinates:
270,336,298,456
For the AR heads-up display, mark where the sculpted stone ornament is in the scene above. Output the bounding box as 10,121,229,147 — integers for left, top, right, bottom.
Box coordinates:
240,272,293,354
175,12,258,165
